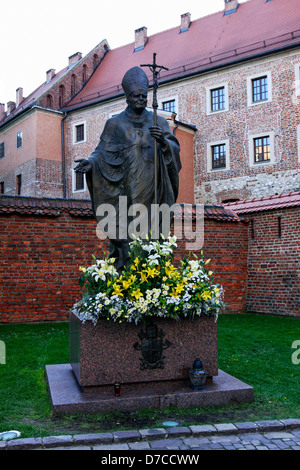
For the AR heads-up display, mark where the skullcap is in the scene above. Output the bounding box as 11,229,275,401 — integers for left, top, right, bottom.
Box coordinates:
121,67,149,96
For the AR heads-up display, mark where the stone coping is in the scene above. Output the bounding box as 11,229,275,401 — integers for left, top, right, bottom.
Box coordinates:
1,419,299,450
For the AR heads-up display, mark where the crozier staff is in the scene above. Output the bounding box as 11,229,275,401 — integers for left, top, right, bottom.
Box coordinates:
74,66,181,271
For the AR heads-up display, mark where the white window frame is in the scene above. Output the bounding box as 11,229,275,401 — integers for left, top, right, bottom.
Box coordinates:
248,131,275,167
72,169,87,193
207,139,230,172
158,95,178,117
247,71,272,107
73,121,86,144
206,83,229,115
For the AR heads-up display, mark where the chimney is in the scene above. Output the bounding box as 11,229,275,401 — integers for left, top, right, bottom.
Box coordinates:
7,101,16,115
180,12,191,33
224,0,239,14
68,52,82,67
16,88,23,107
0,103,5,121
46,69,56,82
134,26,147,51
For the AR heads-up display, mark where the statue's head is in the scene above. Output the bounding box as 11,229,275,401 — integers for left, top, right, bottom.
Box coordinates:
122,67,149,114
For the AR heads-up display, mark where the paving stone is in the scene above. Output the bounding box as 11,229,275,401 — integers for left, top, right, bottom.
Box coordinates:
43,435,73,448
189,424,216,435
234,421,259,432
183,436,210,447
210,434,241,444
280,419,300,429
214,423,238,434
113,430,141,442
139,428,167,440
264,431,295,440
149,438,183,449
255,420,284,432
6,437,43,450
73,432,113,445
167,426,191,437
129,441,151,450
92,443,130,450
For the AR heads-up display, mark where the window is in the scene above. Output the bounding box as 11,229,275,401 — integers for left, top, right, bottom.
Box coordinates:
59,85,65,107
82,64,87,84
17,131,23,149
206,84,228,114
249,132,274,166
212,144,226,169
76,124,84,142
16,174,22,195
72,169,86,192
207,139,230,171
71,74,77,96
211,87,225,112
253,136,270,163
0,182,4,194
0,142,4,159
46,94,53,108
162,99,176,113
252,76,268,102
159,96,178,117
247,72,272,106
73,122,86,144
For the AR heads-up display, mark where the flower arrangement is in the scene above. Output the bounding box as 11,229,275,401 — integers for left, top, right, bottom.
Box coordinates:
72,234,224,325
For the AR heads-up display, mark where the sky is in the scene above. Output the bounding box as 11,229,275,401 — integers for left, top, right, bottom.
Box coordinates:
0,0,248,107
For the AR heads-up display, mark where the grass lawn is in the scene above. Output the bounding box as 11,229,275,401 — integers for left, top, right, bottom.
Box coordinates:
0,313,299,438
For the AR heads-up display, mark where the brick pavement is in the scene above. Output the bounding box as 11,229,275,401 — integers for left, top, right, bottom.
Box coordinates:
1,419,300,451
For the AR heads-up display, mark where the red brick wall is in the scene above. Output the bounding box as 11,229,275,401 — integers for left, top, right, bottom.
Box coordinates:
246,206,300,317
0,198,248,323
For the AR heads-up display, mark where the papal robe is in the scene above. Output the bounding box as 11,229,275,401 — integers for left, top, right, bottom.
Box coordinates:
86,107,181,270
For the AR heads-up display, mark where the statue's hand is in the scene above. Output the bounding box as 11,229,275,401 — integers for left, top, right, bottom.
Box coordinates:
74,159,92,173
149,125,167,147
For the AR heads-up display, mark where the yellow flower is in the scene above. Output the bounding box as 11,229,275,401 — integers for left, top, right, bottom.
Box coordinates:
112,283,124,297
140,271,148,282
146,266,159,278
131,288,143,300
175,283,185,295
202,290,212,300
122,279,132,290
79,266,86,273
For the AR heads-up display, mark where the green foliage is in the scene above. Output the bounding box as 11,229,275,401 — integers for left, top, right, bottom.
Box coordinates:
0,313,299,437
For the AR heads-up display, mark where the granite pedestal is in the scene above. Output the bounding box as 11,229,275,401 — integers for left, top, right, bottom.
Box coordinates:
46,313,254,414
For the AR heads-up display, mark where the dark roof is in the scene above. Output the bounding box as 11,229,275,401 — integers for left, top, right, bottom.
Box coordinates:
64,0,300,110
0,195,242,222
224,191,300,213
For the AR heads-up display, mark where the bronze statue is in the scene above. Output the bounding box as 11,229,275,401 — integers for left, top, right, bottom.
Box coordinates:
74,65,181,271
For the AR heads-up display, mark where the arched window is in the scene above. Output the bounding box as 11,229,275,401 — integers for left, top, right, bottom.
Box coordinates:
59,85,65,107
82,64,87,84
71,74,77,96
46,94,53,108
93,54,99,70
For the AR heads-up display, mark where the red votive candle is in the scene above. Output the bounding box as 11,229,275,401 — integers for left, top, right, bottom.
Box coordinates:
114,382,121,397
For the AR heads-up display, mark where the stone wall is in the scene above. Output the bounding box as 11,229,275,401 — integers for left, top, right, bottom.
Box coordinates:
0,196,248,323
246,206,300,316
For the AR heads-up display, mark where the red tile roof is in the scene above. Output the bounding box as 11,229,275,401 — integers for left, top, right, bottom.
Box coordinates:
64,0,300,110
0,196,242,222
0,67,68,125
224,191,300,213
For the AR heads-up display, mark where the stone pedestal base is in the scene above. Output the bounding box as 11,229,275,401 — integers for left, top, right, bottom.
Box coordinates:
69,312,218,389
45,364,254,415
